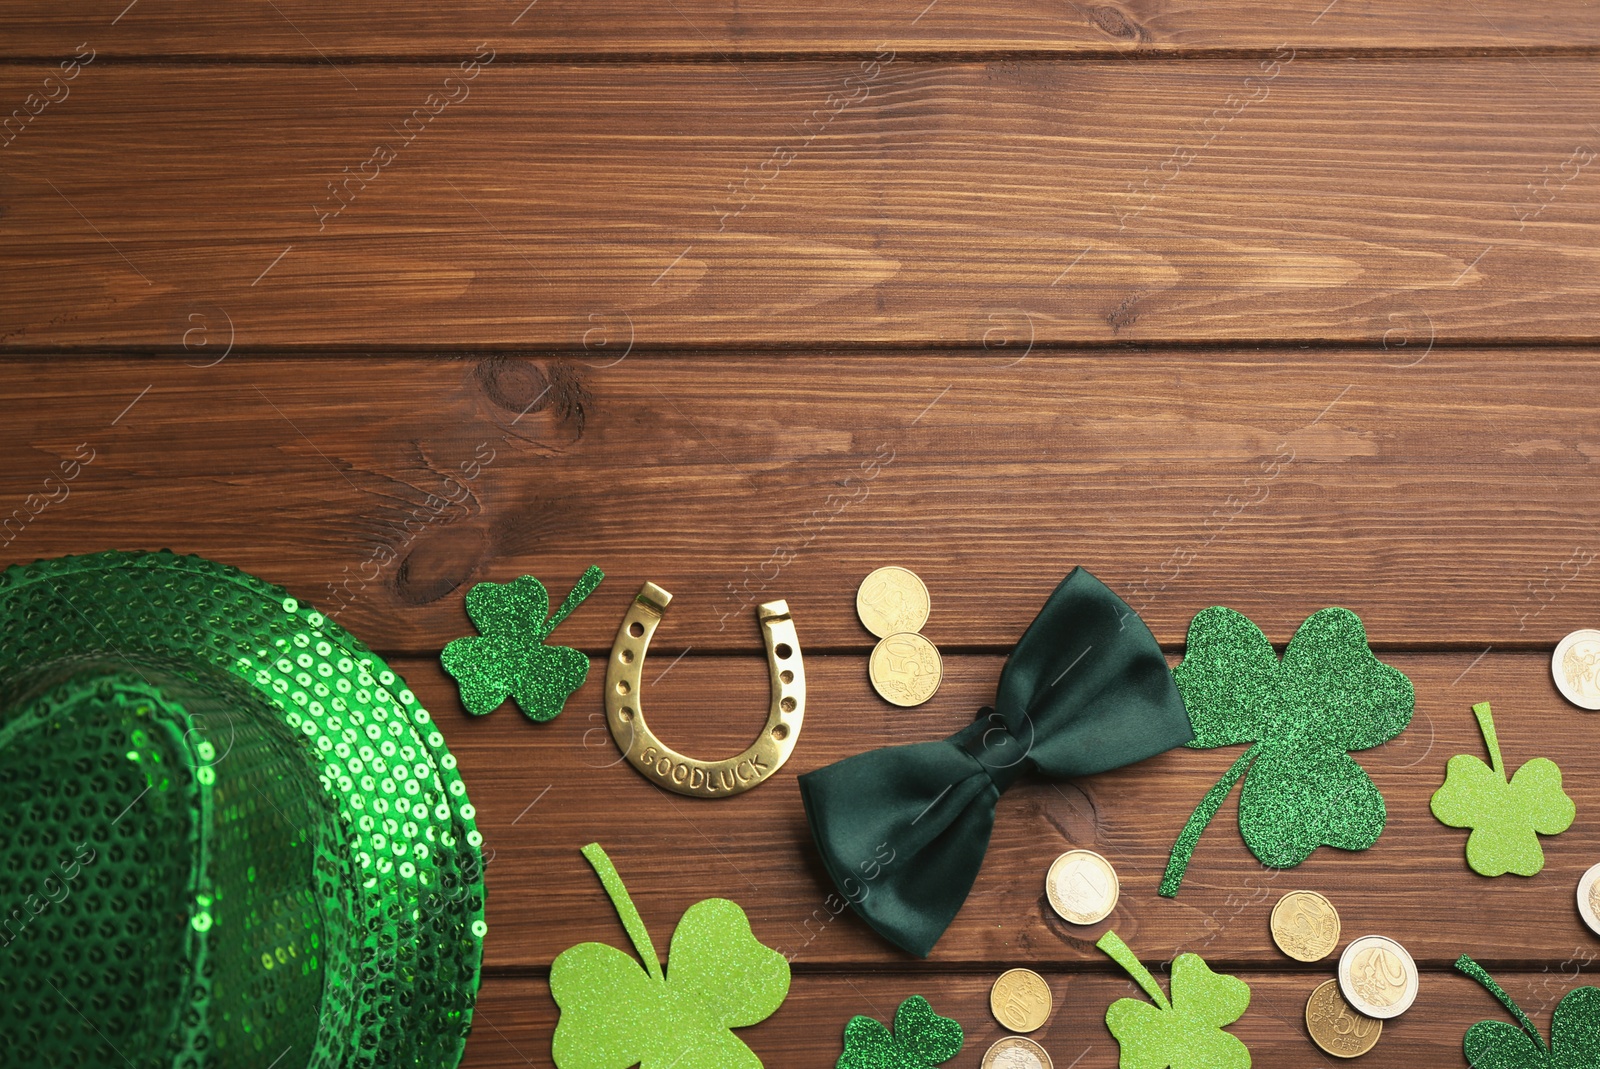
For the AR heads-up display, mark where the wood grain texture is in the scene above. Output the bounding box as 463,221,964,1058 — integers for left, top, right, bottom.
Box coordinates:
466,968,1594,1068
403,650,1597,969
0,61,1597,348
4,6,1599,1063
3,353,1597,652
2,0,1598,57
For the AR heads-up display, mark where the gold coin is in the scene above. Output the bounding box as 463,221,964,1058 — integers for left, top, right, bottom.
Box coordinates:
1271,890,1341,962
856,566,931,639
1338,935,1418,1019
1045,849,1119,925
1553,630,1600,710
1306,978,1383,1058
869,631,942,706
990,968,1052,1033
982,1036,1054,1069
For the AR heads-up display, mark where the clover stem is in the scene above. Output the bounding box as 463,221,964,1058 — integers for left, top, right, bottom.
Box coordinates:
1097,932,1171,1011
547,565,605,635
1455,953,1546,1051
1472,702,1506,779
580,842,663,982
1159,743,1260,897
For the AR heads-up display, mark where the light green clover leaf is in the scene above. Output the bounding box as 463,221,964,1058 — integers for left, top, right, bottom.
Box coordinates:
1431,703,1574,877
1456,954,1600,1069
1098,931,1251,1069
550,843,791,1069
837,995,963,1069
441,566,602,721
1160,606,1414,896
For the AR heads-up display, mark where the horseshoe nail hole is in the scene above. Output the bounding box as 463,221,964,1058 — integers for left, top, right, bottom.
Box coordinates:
629,622,644,638
774,643,793,660
771,723,790,741
616,680,631,695
621,649,635,664
780,696,797,713
620,707,634,722
779,670,794,684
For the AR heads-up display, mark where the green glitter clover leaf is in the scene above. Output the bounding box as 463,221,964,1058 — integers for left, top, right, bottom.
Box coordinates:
441,566,602,721
1097,931,1251,1069
836,995,963,1069
550,842,791,1069
1455,953,1600,1068
1158,606,1414,897
1431,702,1574,877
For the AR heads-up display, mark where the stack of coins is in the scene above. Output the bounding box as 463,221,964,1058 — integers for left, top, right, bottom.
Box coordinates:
1271,891,1414,1059
858,566,943,707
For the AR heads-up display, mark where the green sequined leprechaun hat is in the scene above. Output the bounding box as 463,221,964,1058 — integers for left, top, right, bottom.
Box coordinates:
0,550,486,1069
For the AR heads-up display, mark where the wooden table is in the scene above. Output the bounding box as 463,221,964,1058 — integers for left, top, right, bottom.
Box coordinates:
3,2,1599,1065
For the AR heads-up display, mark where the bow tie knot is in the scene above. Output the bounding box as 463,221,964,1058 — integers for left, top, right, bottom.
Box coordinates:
954,711,1031,794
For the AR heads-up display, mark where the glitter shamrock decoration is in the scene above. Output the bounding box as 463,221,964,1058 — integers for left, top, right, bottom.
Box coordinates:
836,995,963,1069
1159,606,1414,897
1097,931,1251,1069
550,843,791,1069
1431,702,1574,877
1455,953,1600,1068
441,566,602,721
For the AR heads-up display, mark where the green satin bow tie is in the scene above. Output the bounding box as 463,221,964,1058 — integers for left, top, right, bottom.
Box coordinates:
798,567,1195,958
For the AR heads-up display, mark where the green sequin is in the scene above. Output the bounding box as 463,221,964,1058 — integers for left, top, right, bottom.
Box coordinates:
441,568,602,722
1159,606,1414,897
0,550,485,1068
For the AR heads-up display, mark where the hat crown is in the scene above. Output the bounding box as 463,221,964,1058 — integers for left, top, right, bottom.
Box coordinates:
0,552,486,1069
0,661,333,1068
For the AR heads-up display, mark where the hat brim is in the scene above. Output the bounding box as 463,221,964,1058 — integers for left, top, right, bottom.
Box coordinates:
0,550,486,1069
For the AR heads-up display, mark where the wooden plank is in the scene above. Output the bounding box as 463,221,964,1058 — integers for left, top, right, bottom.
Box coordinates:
467,968,1591,1067
2,353,1597,651
0,61,1597,348
2,0,1597,58
408,650,1600,968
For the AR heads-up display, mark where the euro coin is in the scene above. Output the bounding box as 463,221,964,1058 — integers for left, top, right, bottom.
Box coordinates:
982,1036,1054,1069
990,968,1052,1033
1306,978,1382,1058
1553,630,1600,710
1338,935,1418,1019
1577,861,1600,936
869,631,942,706
857,566,931,639
1045,849,1118,925
1271,890,1341,962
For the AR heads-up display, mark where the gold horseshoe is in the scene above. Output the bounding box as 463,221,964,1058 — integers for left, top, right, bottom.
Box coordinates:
605,582,804,798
